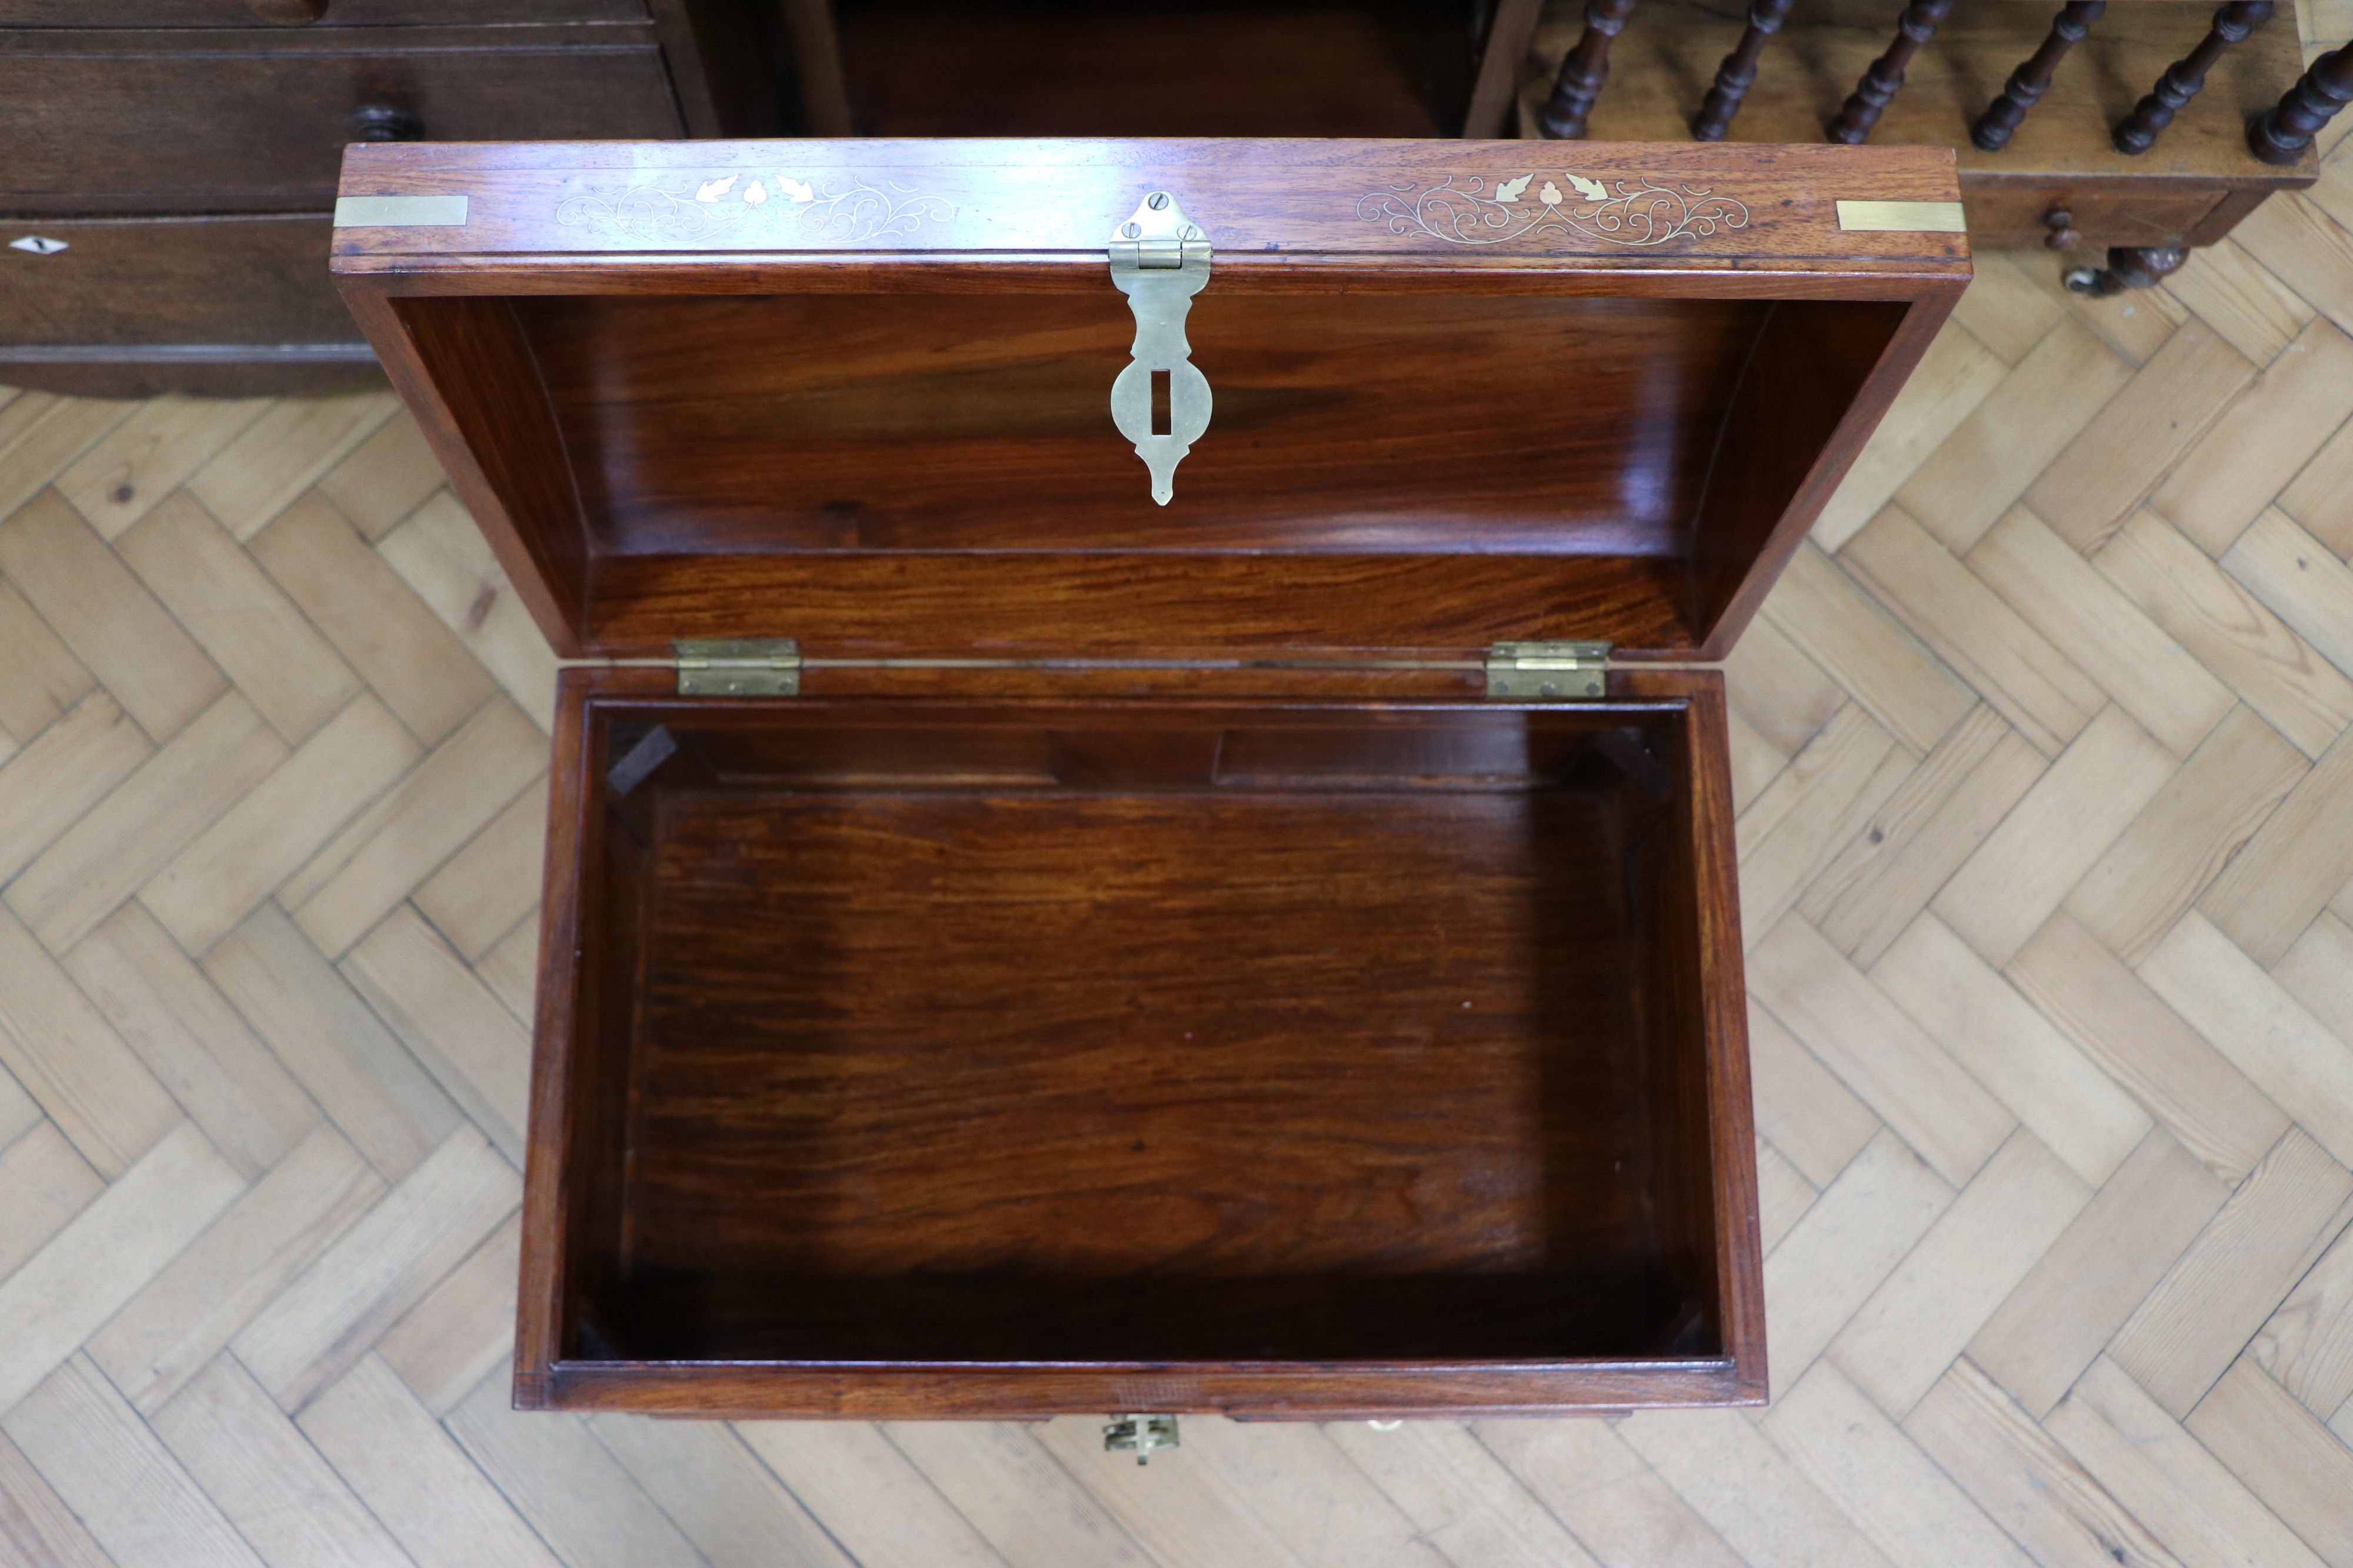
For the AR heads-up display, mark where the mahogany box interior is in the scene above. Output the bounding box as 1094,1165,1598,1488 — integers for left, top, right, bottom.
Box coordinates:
331,138,1969,1417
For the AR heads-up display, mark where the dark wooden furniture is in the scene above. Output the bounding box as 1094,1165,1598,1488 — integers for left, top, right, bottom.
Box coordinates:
778,0,1549,139
0,1,797,398
2112,0,2274,155
334,135,1966,1422
2249,39,2353,162
1972,1,2107,153
1517,0,2315,285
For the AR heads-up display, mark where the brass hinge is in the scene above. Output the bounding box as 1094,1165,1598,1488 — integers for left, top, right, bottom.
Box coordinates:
1103,1413,1180,1464
1485,640,1611,700
674,639,801,696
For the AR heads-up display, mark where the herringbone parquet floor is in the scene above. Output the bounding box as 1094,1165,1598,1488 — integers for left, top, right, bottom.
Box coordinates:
5,93,2353,1568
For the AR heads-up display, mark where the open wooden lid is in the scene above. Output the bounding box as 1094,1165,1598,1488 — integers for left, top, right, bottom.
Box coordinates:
334,138,1966,662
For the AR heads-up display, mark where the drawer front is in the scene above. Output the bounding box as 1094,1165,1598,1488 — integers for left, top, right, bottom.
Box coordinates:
0,213,358,344
4,1,645,22
0,30,684,213
1960,182,2228,251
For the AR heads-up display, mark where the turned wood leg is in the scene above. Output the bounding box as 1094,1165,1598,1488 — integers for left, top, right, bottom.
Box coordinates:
1694,0,1798,141
1972,1,2107,151
1539,0,1640,140
2248,41,2353,163
2064,245,2189,297
2114,1,2274,154
1828,0,1958,144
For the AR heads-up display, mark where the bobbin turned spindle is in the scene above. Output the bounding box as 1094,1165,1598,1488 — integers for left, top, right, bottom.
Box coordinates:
1694,0,1798,141
1540,0,1641,139
2248,41,2353,163
1829,0,1958,144
2114,0,2274,154
1973,1,2107,151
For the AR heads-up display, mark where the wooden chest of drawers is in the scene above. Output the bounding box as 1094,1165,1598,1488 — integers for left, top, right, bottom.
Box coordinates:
333,135,1967,1420
0,1,792,397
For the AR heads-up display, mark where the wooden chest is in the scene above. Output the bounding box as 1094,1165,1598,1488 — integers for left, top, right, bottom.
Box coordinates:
332,136,1967,1422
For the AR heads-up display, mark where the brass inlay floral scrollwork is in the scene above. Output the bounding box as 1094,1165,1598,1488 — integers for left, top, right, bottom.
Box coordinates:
556,173,954,245
1357,173,1751,248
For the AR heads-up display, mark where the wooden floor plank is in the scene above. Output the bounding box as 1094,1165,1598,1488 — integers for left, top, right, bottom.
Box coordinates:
1471,1419,1749,1568
884,1420,1161,1568
86,1124,382,1419
1968,1129,2231,1419
1896,316,2133,553
2023,321,2256,557
409,780,546,965
2247,1199,2353,1420
1749,918,2013,1187
204,905,463,1184
0,906,181,1179
2182,1357,2353,1568
2007,913,2290,1186
314,412,444,544
0,578,93,745
1617,1407,1898,1568
185,393,398,543
1871,916,2149,1186
1828,1129,2091,1420
63,903,320,1182
2097,509,2353,758
232,1126,516,1413
1795,705,2045,969
2161,237,2318,365
2154,319,2353,556
0,693,149,888
296,1353,562,1568
444,1372,709,1568
279,696,545,960
114,493,361,747
55,397,271,543
340,908,532,1166
2199,722,2353,968
1813,318,2009,552
737,1421,1013,1568
0,1355,264,1568
1758,542,1977,758
2109,1127,2353,1420
1761,1128,1955,1400
2063,706,2308,966
2045,1356,2329,1568
2222,508,2353,688
149,1354,412,1568
2143,913,2353,1167
374,1215,518,1418
1762,1361,2037,1568
0,491,225,745
1722,615,1848,760
6,692,287,956
1737,705,1912,944
1904,1357,2183,1568
375,493,560,734
0,1123,102,1285
1931,705,2176,968
137,695,420,960
247,495,497,749
1967,508,2237,759
0,1426,114,1568
1324,1419,1603,1568
1748,998,1881,1190
1842,505,2105,757
584,1415,855,1568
